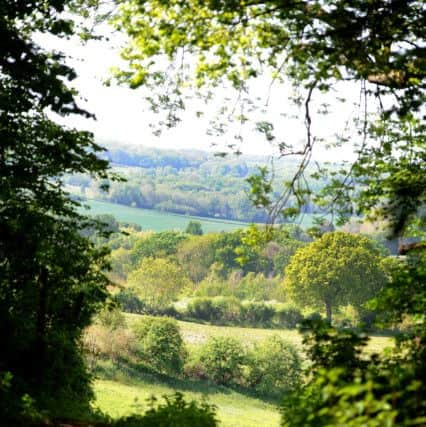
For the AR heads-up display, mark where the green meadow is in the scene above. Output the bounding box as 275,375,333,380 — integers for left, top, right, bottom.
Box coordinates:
81,199,249,232
124,314,393,354
81,199,325,232
93,315,393,427
94,378,281,427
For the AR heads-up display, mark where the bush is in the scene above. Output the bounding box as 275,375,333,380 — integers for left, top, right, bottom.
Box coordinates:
186,298,220,321
274,305,304,328
186,297,242,323
113,392,217,427
306,312,322,322
83,324,136,369
133,317,187,376
199,337,246,385
211,297,241,323
245,336,301,397
145,305,180,318
240,302,275,325
96,305,126,329
116,288,145,314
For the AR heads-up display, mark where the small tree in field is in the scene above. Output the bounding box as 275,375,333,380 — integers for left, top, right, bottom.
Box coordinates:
285,232,386,324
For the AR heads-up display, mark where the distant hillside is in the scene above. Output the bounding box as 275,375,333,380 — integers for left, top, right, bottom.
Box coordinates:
65,142,327,223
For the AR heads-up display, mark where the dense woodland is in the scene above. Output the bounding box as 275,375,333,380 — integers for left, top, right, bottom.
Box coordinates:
1,1,425,427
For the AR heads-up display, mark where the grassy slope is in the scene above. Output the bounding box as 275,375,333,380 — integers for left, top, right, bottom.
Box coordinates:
94,315,393,426
94,378,280,427
82,199,248,232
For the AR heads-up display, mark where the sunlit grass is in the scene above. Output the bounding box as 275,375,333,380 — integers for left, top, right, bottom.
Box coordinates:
94,377,281,427
95,315,394,426
124,313,393,353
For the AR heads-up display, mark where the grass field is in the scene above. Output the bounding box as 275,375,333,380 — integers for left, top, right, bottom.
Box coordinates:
124,313,393,353
94,316,393,426
79,199,325,232
81,199,249,233
94,377,281,427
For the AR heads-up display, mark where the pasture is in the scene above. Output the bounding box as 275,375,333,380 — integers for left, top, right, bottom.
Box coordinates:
81,199,248,232
80,199,325,232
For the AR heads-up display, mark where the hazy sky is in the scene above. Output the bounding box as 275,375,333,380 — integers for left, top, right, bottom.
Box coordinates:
39,29,361,161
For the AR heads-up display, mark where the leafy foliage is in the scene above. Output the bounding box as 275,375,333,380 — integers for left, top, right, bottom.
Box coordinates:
199,337,246,385
246,336,301,397
0,0,115,420
185,220,203,235
113,393,218,427
133,317,188,376
285,232,386,322
131,231,187,262
128,257,189,310
176,234,218,283
112,0,425,232
281,244,426,426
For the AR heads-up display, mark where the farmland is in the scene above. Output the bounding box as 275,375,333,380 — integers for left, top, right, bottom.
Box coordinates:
81,199,249,232
81,199,325,232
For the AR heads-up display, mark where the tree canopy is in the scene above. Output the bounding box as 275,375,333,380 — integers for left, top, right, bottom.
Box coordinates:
285,232,386,323
112,0,425,233
128,257,189,310
0,0,113,421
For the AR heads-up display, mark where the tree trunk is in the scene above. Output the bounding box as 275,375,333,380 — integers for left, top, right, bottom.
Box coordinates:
36,268,48,376
325,301,332,324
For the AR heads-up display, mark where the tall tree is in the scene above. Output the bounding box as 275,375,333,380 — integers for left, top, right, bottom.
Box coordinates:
127,257,189,310
0,0,113,421
285,232,386,323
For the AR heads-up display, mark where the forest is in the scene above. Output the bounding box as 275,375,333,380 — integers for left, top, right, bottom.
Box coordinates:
1,1,425,427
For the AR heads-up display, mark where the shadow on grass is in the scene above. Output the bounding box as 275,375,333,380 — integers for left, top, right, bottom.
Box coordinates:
93,359,280,405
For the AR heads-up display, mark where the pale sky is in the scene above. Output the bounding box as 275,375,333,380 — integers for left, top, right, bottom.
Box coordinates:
38,29,362,162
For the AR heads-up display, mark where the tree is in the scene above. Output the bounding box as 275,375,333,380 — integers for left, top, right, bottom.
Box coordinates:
112,0,425,232
285,232,386,323
109,2,426,424
131,230,187,264
127,258,189,310
176,234,218,282
185,220,203,235
0,0,113,421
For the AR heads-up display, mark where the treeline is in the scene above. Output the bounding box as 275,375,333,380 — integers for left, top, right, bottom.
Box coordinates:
92,218,400,330
64,145,321,222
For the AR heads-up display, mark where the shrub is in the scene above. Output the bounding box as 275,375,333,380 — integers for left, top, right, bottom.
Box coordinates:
245,336,301,397
145,305,180,318
211,297,241,323
274,305,304,328
186,297,242,323
113,392,217,427
83,324,136,369
96,305,126,329
234,272,283,301
116,288,145,314
199,337,246,385
133,317,187,376
240,302,275,325
186,298,220,321
306,312,323,322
